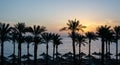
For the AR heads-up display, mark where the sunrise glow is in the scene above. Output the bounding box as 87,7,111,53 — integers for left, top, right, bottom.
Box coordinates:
0,0,120,33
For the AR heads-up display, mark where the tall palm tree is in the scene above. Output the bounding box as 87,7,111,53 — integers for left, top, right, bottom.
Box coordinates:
96,25,111,65
104,30,114,65
9,30,18,65
14,23,26,65
75,33,86,65
113,26,120,64
103,28,113,56
33,36,43,65
52,33,62,65
105,30,113,53
85,31,97,64
24,36,33,65
60,19,86,65
0,23,12,65
41,32,53,65
26,25,46,65
54,34,62,62
85,32,97,56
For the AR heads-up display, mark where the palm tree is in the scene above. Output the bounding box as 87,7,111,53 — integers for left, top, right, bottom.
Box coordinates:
85,32,97,56
26,25,46,65
33,36,43,65
14,23,26,65
24,36,33,65
0,23,12,65
9,30,18,65
54,34,62,62
113,26,120,64
105,30,113,54
74,33,86,65
103,28,113,57
85,31,97,64
96,25,111,65
60,19,86,65
52,33,62,65
41,32,53,65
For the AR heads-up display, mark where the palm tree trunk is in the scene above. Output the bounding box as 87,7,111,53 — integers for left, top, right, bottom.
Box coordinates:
101,39,105,65
105,40,108,61
18,41,22,65
53,44,55,65
72,39,76,65
46,42,48,65
56,45,58,63
116,40,118,64
18,43,19,65
79,42,81,65
72,31,76,65
20,43,22,65
13,41,15,65
88,40,91,56
13,41,15,56
1,41,4,65
18,43,21,65
108,41,110,53
106,41,108,53
108,41,111,65
27,43,29,65
34,44,37,65
88,40,91,65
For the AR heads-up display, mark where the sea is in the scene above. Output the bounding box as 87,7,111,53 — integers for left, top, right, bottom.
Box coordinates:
0,36,120,59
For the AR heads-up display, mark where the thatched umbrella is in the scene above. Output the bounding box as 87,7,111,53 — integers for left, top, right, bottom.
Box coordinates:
104,52,112,56
22,55,28,59
22,55,29,65
54,52,61,56
62,52,73,57
8,54,17,58
39,52,52,60
76,52,86,57
92,52,102,59
92,52,102,56
27,53,33,57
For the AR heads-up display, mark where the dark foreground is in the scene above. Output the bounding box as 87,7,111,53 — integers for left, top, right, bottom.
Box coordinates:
1,58,120,65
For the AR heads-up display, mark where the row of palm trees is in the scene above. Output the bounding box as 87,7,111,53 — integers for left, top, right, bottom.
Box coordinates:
0,19,120,65
0,22,62,65
60,19,120,65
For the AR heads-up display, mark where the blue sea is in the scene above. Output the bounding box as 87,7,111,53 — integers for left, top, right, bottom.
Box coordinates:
0,36,120,59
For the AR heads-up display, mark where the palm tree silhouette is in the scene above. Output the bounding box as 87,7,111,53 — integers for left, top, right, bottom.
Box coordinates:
34,36,43,65
85,32,97,65
60,19,86,65
113,26,120,64
108,31,114,54
9,30,18,65
54,34,62,63
96,25,111,65
26,25,46,65
24,36,33,65
74,33,86,65
105,29,113,59
41,32,53,65
14,23,26,65
0,23,12,65
103,28,113,58
51,33,62,65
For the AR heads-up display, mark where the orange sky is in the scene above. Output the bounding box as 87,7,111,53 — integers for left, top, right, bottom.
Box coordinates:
0,0,120,35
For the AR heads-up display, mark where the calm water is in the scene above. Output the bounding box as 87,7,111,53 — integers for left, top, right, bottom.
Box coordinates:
1,36,120,59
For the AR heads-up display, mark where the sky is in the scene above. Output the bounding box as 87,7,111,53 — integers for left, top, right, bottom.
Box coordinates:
0,0,120,34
